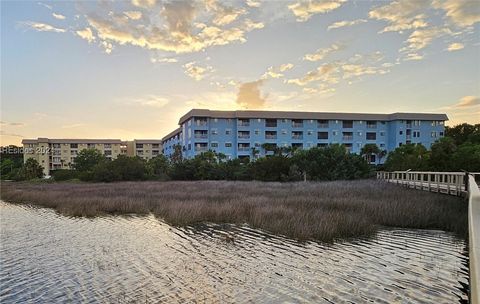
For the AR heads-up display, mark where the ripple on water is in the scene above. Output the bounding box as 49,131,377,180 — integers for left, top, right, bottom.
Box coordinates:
0,201,469,303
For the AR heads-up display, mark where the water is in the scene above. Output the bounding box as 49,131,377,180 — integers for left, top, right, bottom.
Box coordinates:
0,201,469,303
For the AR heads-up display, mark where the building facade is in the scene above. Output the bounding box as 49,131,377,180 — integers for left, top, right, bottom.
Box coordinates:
22,138,127,176
127,139,163,160
162,109,448,163
22,138,163,176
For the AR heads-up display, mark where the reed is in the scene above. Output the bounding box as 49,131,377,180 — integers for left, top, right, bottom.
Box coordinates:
0,180,467,242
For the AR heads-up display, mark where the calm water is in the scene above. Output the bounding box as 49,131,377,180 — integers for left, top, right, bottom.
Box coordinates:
0,201,469,303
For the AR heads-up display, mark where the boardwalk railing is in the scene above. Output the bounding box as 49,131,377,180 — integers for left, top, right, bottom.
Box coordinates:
377,171,480,304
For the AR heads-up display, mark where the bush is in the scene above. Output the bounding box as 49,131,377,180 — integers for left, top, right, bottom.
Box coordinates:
51,169,78,181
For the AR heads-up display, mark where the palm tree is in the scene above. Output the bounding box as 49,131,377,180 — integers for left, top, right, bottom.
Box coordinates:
360,144,380,164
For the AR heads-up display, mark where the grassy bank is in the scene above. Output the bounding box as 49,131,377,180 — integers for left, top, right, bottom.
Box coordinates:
0,180,467,242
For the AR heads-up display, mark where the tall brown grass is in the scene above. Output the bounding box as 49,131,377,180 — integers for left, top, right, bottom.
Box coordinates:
0,180,467,242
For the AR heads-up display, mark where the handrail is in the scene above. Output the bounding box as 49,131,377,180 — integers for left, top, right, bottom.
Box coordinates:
469,175,480,304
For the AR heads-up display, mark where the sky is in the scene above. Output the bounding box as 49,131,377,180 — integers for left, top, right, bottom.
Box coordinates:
1,0,479,146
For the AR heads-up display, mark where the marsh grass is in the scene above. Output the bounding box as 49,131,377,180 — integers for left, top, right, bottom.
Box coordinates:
0,180,467,242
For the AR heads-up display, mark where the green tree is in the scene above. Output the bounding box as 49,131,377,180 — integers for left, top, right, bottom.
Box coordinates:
428,137,457,171
445,123,480,145
384,144,429,171
170,144,183,164
17,158,44,180
360,144,380,164
73,149,106,172
452,143,480,172
148,155,170,179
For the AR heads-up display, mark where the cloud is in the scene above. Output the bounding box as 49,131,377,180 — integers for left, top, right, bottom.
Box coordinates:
38,2,52,10
76,27,95,43
403,53,424,61
327,19,367,30
262,63,294,79
433,0,480,27
288,0,346,22
131,0,156,9
401,27,451,54
236,80,266,109
447,42,465,51
151,57,178,63
287,63,340,86
128,95,170,108
454,96,480,108
206,0,247,26
303,43,344,61
246,0,261,8
124,11,142,20
20,21,66,33
183,62,214,81
0,131,24,138
368,0,429,33
81,2,264,54
52,13,66,20
0,121,25,127
61,123,86,129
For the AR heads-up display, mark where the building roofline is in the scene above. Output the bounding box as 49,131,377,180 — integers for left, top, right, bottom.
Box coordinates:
21,138,123,144
161,127,182,142
178,109,449,125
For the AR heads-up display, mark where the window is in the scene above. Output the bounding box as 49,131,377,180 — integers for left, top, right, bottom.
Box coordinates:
265,119,277,127
399,130,403,135
211,142,218,148
380,143,385,148
307,130,313,135
280,119,288,123
254,129,260,135
87,143,96,149
366,132,377,140
238,131,250,139
366,121,377,129
292,131,303,139
238,119,250,127
342,132,353,141
238,143,250,151
317,120,329,128
342,120,353,128
318,132,328,140
380,131,385,136
211,129,218,135
152,144,159,148
188,144,191,150
70,143,78,149
136,150,144,155
52,143,61,148
104,150,112,156
281,129,287,135
136,143,143,149
225,129,231,135
52,157,61,163
332,131,338,136
292,119,303,128
225,142,232,148
440,131,444,136
265,131,277,139
431,131,437,138
152,150,159,155
71,150,78,155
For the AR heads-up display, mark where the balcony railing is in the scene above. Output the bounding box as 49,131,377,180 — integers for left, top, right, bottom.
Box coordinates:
265,135,277,139
292,123,303,128
406,123,412,128
265,123,277,128
238,122,250,127
195,146,208,152
342,136,353,141
292,135,303,140
366,124,377,129
238,146,250,151
318,123,329,128
238,135,250,139
194,134,208,139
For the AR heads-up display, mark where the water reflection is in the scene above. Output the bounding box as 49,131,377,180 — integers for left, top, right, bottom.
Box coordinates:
0,202,469,303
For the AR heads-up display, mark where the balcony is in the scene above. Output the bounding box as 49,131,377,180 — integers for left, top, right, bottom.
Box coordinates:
292,134,303,140
238,135,250,139
238,145,250,152
318,123,329,128
292,120,303,128
195,119,208,127
342,136,353,141
406,123,412,128
366,123,377,129
195,144,208,152
194,134,208,139
238,120,250,127
265,134,277,140
265,120,277,128
342,121,353,129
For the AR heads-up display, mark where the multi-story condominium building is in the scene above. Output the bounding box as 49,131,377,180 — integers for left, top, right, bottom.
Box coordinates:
22,138,163,176
22,138,126,176
126,139,163,160
162,128,182,156
162,109,448,163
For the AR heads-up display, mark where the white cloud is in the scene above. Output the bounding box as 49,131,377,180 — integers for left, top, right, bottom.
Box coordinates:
52,13,66,20
246,0,261,8
183,62,214,81
20,21,66,33
327,19,367,30
304,43,344,61
368,0,429,33
236,80,267,109
151,57,178,63
262,63,294,79
289,0,346,22
454,96,480,108
124,11,142,20
131,0,156,9
447,42,464,51
287,63,340,86
433,0,480,27
76,27,95,43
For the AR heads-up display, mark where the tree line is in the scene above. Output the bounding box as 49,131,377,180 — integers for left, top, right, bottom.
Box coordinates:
1,123,478,182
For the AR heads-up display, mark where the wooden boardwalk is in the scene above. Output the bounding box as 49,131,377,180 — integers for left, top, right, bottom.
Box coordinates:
377,171,480,304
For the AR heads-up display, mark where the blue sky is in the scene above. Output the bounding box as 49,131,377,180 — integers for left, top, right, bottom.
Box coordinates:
1,0,479,145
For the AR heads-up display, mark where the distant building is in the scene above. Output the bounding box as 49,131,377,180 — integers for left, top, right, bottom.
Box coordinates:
127,139,163,160
162,109,448,163
22,138,162,176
